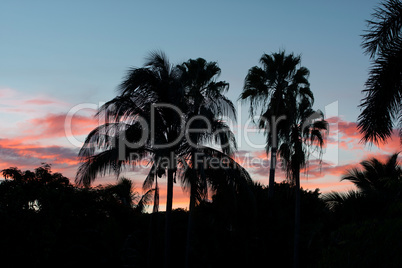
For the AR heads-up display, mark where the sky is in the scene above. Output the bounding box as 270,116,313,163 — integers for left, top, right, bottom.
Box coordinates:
1,0,400,210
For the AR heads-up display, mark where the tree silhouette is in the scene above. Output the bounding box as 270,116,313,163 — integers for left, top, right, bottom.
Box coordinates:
240,51,313,198
341,153,401,195
0,164,159,267
1,166,24,181
320,154,402,267
75,52,244,268
2,164,69,185
175,58,240,268
241,50,327,268
358,0,402,144
277,95,328,268
76,51,186,267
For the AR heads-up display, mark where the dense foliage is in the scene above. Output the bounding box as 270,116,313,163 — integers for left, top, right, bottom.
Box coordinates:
1,160,401,267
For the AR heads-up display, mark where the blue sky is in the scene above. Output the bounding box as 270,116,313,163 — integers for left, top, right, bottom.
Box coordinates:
1,0,377,113
2,0,399,208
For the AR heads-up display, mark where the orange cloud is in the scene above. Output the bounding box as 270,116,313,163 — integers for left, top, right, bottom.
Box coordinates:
303,161,357,179
25,113,98,141
375,130,401,152
2,98,400,212
24,99,61,105
0,139,80,179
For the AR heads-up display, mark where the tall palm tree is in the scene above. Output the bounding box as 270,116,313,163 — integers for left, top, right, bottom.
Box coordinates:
341,153,401,194
175,58,246,268
172,57,237,202
76,51,185,268
241,50,326,267
76,53,245,268
240,51,312,198
358,0,402,144
277,101,328,268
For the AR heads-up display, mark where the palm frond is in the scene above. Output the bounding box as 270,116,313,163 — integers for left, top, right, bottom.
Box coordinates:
358,45,402,143
341,153,401,192
76,148,123,187
135,188,156,213
322,190,363,211
359,0,402,144
362,0,402,58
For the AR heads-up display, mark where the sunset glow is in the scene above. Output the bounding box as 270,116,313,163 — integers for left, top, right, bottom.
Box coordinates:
1,88,400,210
1,0,399,212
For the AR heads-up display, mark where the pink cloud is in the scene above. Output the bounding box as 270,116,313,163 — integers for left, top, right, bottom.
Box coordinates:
2,95,400,211
339,121,359,137
375,130,401,152
24,99,59,105
13,113,99,142
0,140,80,179
234,115,400,191
325,117,400,153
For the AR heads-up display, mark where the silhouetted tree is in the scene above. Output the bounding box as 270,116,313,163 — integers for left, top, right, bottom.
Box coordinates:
320,154,402,267
240,51,313,198
358,0,402,144
2,164,69,185
240,50,326,267
76,51,187,268
2,166,23,181
75,52,241,268
176,58,240,267
278,102,327,268
0,164,156,267
342,153,401,197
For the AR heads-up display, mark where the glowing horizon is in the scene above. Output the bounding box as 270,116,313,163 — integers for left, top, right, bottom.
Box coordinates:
1,0,399,211
1,88,400,211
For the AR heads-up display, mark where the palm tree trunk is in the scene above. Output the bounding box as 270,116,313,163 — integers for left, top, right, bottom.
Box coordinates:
268,147,277,198
293,167,300,268
164,168,174,268
147,211,155,267
186,151,198,268
185,183,196,268
148,178,159,267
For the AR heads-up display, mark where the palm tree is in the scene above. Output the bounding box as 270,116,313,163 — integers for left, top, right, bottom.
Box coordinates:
171,57,237,203
76,53,245,268
323,154,401,223
358,0,402,144
76,51,185,268
174,58,251,268
277,96,328,268
341,153,401,194
241,50,326,267
240,51,312,198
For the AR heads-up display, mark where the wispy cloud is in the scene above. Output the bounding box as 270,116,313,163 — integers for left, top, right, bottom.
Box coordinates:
0,88,399,199
26,113,98,141
0,88,69,115
0,140,80,177
232,117,400,193
24,98,61,105
0,88,97,179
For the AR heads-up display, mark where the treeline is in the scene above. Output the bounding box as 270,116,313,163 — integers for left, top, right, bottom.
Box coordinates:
1,159,401,268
